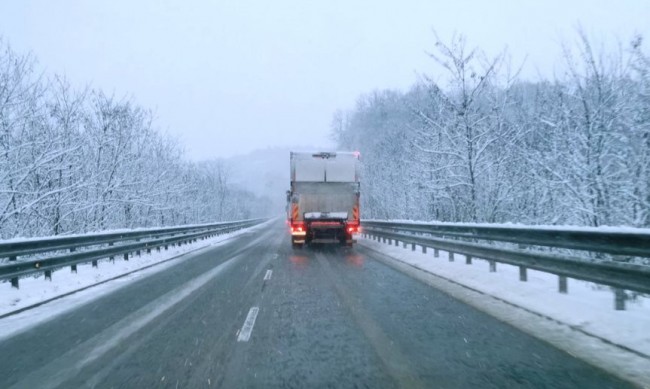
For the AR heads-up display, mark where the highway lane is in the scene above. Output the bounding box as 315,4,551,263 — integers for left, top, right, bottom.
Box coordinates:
0,221,634,388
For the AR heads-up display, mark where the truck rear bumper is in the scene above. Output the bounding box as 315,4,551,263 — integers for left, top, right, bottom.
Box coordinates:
310,238,339,244
310,238,357,244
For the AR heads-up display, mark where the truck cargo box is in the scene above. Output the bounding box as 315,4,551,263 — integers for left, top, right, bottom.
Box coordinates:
287,152,360,247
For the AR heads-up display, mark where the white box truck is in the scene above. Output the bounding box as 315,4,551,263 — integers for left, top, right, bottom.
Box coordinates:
287,151,361,248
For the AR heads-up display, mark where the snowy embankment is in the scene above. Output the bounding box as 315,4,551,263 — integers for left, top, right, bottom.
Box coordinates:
0,224,264,339
359,236,650,358
366,218,650,234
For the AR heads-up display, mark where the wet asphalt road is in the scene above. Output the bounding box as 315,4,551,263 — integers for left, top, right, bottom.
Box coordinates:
0,222,634,388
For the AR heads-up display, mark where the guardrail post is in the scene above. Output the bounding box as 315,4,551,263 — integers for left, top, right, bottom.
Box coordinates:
558,276,568,294
45,270,52,281
403,241,407,249
109,242,114,262
422,246,427,254
92,260,98,268
69,248,77,273
613,289,626,310
519,266,527,281
449,252,454,262
9,255,19,288
394,239,399,246
411,243,416,251
466,255,472,265
124,253,129,261
434,248,439,258
489,260,496,272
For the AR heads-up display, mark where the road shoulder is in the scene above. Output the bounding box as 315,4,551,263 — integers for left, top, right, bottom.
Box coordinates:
359,242,650,388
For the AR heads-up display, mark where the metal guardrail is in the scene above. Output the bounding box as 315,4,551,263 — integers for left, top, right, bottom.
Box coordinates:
0,219,266,288
361,220,650,310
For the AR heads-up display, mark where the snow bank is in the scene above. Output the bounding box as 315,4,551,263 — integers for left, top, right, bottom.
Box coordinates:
0,220,259,244
364,219,650,234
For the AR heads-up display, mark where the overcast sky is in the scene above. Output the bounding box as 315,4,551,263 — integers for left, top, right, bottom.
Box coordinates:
1,1,648,160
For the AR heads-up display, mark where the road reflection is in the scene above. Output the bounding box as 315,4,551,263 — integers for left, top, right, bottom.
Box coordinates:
289,246,363,268
289,254,309,267
345,254,364,267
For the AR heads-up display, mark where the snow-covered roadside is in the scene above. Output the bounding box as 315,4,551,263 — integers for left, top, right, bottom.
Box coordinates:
359,236,650,358
365,219,650,234
0,222,268,340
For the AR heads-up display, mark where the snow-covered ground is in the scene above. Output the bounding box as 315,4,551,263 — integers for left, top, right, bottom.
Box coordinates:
0,224,266,340
0,220,258,245
359,235,650,358
365,219,650,234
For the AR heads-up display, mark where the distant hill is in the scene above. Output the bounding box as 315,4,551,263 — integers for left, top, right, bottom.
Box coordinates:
227,146,350,214
225,147,291,214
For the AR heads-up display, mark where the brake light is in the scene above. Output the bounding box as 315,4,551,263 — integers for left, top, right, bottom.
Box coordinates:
290,223,306,235
347,225,360,234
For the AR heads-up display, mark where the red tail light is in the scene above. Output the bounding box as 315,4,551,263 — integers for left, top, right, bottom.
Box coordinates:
290,223,306,235
346,224,360,234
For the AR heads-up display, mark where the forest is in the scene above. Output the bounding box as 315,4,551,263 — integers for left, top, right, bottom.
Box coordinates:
0,39,270,239
3,29,649,240
333,32,650,227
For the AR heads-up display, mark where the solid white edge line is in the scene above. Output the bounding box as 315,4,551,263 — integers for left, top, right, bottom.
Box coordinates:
237,307,259,342
263,269,272,281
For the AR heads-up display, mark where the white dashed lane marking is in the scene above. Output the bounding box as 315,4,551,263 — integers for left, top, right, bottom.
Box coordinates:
263,270,272,281
237,307,259,342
